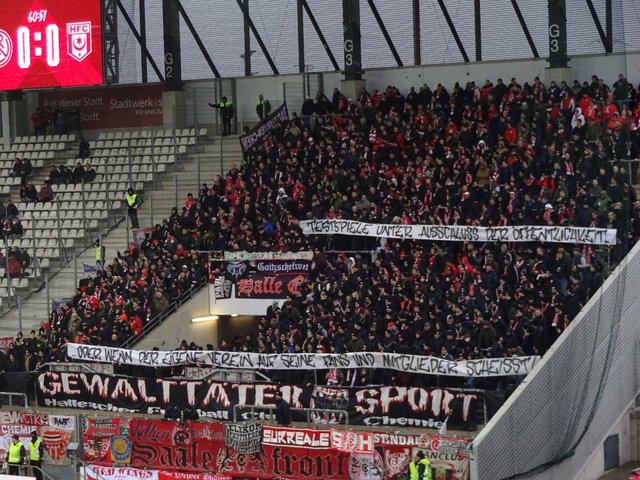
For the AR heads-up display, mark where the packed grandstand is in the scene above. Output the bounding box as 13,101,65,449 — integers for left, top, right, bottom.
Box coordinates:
0,70,635,480
0,74,629,386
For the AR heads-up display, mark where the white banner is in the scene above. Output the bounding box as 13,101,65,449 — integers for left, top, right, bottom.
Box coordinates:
67,344,539,377
85,465,158,480
299,219,617,245
222,250,313,261
84,466,232,480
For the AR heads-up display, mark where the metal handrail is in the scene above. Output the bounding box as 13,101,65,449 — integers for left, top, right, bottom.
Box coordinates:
69,452,114,480
121,278,208,349
233,404,349,425
44,362,112,375
173,367,273,383
0,391,28,407
0,464,57,480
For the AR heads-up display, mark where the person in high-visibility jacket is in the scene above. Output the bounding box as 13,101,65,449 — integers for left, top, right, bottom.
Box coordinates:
28,430,45,480
408,451,432,480
126,187,139,229
6,434,25,475
208,96,234,136
95,239,106,271
256,94,271,120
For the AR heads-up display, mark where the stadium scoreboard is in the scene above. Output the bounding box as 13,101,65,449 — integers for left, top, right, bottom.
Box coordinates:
0,0,104,91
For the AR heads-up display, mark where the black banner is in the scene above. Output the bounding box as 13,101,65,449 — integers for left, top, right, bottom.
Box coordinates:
239,104,289,154
36,372,479,429
224,261,249,280
235,272,307,299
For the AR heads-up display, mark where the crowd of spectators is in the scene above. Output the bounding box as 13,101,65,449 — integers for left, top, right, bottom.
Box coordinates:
13,161,97,205
31,106,78,137
6,73,640,388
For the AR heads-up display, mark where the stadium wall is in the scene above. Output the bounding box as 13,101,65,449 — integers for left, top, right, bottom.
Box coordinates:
471,239,640,480
185,50,640,127
134,287,217,350
576,406,635,479
4,49,638,141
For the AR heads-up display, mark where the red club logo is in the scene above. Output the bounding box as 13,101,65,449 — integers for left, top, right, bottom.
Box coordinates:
67,22,92,61
0,29,13,68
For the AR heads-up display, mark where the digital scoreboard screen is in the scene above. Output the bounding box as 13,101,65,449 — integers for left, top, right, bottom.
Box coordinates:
0,0,104,91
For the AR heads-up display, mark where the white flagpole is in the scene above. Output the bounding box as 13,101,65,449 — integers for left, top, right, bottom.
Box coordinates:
438,416,449,437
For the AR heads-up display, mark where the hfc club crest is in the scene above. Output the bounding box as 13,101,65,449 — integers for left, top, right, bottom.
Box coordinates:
67,22,92,61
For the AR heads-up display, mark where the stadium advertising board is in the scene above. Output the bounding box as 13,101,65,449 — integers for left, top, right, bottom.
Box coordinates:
0,0,103,90
0,411,74,465
37,372,479,429
83,419,471,479
39,84,164,129
66,343,540,377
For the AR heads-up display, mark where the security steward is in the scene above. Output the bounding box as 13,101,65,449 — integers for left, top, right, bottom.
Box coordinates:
6,433,25,475
95,239,105,271
28,430,45,480
408,451,432,480
209,96,234,136
256,94,271,120
126,187,139,229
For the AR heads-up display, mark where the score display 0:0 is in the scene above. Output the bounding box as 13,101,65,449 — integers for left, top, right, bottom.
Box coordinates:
17,24,60,68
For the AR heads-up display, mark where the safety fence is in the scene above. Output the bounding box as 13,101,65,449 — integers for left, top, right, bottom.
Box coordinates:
472,240,640,479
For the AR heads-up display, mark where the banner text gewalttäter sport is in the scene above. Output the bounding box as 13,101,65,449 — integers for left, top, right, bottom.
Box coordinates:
37,372,479,429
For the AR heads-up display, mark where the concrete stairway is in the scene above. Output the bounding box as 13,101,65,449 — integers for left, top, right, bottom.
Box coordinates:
0,134,244,337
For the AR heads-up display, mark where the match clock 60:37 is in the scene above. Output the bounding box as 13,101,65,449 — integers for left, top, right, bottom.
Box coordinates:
0,0,104,91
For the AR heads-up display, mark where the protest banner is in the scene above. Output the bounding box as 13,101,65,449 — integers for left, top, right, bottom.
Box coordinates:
66,343,540,377
239,104,289,154
299,219,617,246
38,373,479,429
84,419,472,479
0,411,74,466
